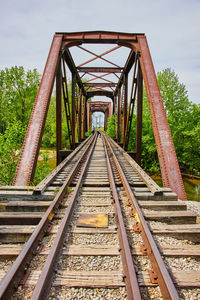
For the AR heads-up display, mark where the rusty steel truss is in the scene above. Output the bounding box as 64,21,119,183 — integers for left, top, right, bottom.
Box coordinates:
87,101,112,131
13,31,187,200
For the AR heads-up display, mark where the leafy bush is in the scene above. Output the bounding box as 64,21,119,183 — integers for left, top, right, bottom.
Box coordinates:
0,121,26,185
33,151,53,185
106,115,116,139
106,68,200,175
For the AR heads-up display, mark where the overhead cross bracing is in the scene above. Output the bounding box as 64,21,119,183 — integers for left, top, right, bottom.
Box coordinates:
13,31,187,201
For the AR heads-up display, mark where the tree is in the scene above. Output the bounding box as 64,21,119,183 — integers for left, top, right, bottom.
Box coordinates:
106,114,116,139
0,66,40,132
106,68,200,175
0,121,26,184
127,92,160,173
0,66,75,186
0,66,42,185
157,68,200,174
41,95,71,149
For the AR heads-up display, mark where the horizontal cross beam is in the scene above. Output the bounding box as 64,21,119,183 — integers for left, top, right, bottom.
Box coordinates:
91,108,107,112
84,83,116,87
60,31,143,43
86,89,114,99
78,67,122,73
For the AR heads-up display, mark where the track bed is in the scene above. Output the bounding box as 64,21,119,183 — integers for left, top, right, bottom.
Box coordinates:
0,134,199,299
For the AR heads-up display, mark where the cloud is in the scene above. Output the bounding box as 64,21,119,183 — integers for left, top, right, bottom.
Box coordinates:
0,0,199,103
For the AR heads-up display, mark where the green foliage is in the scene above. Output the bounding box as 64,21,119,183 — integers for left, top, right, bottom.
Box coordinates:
0,66,79,186
33,151,53,186
0,66,40,132
85,130,92,137
66,187,72,194
157,69,200,174
136,68,200,174
135,96,160,173
106,115,116,139
41,96,56,147
0,121,26,184
0,65,199,189
0,66,40,185
42,94,72,149
106,68,200,175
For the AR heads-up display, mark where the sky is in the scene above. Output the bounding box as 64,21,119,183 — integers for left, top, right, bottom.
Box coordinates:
1,0,200,104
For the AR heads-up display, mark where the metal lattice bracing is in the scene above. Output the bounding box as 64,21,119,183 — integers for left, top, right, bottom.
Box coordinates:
87,102,112,131
13,31,187,200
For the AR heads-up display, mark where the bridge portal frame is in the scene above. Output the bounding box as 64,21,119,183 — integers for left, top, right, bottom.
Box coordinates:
13,31,186,200
87,101,112,131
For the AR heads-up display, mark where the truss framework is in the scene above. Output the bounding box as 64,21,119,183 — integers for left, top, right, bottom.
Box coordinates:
87,101,112,131
13,31,187,200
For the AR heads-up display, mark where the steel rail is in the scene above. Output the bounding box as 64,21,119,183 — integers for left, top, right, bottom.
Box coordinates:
103,133,179,300
107,135,164,196
31,134,97,299
0,134,96,300
34,135,91,194
102,135,141,300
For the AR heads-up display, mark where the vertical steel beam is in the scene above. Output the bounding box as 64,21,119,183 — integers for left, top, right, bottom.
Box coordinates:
71,73,76,149
82,96,87,138
87,102,90,132
113,96,116,114
56,59,62,166
136,61,143,165
104,109,108,131
78,89,82,142
14,34,63,185
117,89,121,142
123,74,128,147
108,102,112,117
89,109,92,130
137,36,187,200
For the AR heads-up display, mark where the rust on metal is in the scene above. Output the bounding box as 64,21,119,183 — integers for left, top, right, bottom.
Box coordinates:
137,35,186,200
14,34,63,186
129,208,135,217
33,243,44,255
13,30,186,202
77,45,121,68
45,224,53,233
56,59,62,165
0,135,96,300
104,133,180,300
34,136,91,194
133,222,141,232
140,243,148,255
30,134,97,300
87,101,112,131
149,269,159,284
102,134,141,300
19,268,31,286
136,61,143,165
77,214,108,228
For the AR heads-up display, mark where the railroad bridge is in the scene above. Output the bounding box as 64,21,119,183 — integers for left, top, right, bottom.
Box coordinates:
0,32,199,299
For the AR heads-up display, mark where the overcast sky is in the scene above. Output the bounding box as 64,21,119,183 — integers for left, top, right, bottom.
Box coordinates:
1,0,200,104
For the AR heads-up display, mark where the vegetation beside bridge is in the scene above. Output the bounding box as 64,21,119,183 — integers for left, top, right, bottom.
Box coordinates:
0,66,199,185
107,69,200,175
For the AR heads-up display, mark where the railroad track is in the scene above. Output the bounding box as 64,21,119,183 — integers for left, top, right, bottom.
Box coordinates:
0,133,199,299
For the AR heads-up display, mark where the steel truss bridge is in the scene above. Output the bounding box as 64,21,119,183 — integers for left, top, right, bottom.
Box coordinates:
13,31,186,201
2,32,200,300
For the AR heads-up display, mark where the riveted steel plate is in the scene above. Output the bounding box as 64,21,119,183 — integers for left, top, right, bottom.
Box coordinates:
77,214,108,228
